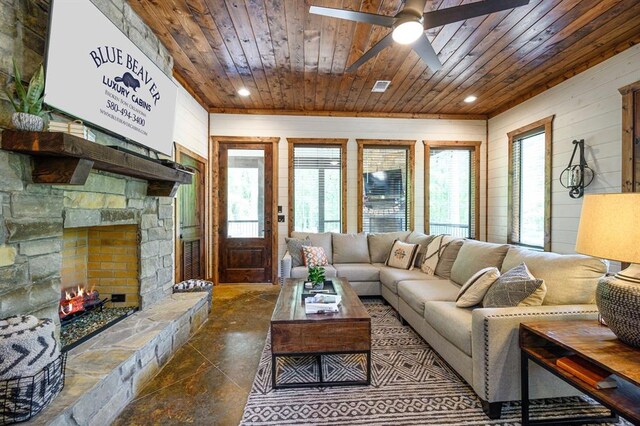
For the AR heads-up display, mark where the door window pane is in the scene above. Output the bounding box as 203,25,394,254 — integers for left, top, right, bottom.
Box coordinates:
429,149,473,238
362,147,409,233
227,149,264,238
292,146,342,232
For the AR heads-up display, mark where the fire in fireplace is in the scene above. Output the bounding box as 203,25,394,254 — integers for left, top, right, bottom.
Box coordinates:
59,286,106,322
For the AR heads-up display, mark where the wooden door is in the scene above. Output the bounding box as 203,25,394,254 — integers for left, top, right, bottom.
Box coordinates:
218,143,273,283
175,147,207,282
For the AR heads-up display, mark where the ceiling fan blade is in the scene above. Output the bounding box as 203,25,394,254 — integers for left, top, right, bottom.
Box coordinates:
423,0,530,29
346,32,395,73
411,34,442,72
309,5,395,27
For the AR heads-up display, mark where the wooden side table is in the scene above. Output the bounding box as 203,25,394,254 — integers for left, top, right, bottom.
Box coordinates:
520,320,640,426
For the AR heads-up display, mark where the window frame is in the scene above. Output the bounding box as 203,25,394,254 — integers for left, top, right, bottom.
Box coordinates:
287,138,348,236
424,140,481,239
619,80,640,193
507,116,553,251
356,139,416,233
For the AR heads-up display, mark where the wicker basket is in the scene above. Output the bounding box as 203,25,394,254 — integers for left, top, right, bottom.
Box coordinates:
0,352,67,425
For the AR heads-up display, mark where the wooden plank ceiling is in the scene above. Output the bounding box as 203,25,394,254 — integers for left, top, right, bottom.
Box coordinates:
128,0,640,117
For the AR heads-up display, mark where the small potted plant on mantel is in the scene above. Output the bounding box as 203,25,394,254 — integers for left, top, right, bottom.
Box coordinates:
5,59,48,131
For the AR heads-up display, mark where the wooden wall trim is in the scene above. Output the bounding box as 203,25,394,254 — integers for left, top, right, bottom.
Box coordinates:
209,135,280,284
174,144,209,282
356,139,416,233
209,108,487,121
286,138,348,236
506,116,554,251
423,141,482,239
620,81,639,193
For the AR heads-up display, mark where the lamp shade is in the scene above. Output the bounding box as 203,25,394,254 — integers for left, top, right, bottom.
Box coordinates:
575,193,640,264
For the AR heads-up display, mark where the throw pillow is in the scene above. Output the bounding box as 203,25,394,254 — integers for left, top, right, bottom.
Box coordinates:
406,231,435,267
385,239,420,270
482,263,547,308
332,233,370,263
456,267,500,308
285,236,311,268
434,237,464,279
368,231,411,263
420,235,457,275
302,246,329,267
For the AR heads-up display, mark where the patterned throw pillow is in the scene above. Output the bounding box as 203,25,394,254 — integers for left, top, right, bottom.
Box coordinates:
456,267,500,308
285,237,312,268
420,235,458,275
385,240,420,270
302,246,329,267
482,263,547,308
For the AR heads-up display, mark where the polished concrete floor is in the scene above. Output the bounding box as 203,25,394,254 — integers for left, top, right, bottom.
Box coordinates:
114,284,280,426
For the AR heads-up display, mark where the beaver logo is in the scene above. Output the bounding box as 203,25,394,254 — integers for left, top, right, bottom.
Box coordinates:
114,72,141,92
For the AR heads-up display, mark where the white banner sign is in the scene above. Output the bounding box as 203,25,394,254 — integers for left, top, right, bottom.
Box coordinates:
45,0,177,155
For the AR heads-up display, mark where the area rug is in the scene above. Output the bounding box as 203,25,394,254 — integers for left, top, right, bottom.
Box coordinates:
241,300,625,425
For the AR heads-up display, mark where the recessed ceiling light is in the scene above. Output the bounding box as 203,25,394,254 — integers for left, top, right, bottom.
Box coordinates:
464,95,477,103
237,87,250,97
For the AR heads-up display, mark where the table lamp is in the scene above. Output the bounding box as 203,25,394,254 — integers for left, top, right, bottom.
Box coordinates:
575,193,640,347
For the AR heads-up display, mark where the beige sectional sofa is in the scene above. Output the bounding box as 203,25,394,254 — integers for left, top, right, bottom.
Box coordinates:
280,231,607,418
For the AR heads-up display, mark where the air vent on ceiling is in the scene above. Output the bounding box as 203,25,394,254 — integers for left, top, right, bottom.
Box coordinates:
371,80,391,93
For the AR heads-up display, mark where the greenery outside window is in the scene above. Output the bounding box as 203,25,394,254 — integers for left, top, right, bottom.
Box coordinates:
508,116,553,251
287,139,347,235
425,141,480,239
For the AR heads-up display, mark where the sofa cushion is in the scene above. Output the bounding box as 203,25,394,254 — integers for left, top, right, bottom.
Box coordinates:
368,231,411,263
397,280,460,315
434,238,464,279
334,263,380,282
501,246,607,305
379,266,434,294
424,301,473,356
450,240,510,285
406,231,434,267
290,265,337,279
291,232,333,263
333,233,370,263
285,236,311,268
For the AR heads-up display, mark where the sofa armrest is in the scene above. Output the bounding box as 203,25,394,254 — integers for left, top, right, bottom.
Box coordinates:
279,251,292,284
471,304,599,403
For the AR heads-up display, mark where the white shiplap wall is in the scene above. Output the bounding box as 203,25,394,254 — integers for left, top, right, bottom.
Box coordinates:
487,44,640,254
173,82,209,159
209,114,487,258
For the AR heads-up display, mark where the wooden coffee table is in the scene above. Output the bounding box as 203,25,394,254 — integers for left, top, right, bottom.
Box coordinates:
270,277,371,389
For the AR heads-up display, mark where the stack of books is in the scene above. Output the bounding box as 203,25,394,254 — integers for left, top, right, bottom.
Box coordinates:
556,355,618,389
304,294,342,314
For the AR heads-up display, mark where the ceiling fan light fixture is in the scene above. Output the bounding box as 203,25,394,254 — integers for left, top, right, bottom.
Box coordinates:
392,20,423,45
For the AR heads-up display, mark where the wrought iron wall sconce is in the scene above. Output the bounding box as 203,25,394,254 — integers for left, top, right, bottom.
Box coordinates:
559,139,594,199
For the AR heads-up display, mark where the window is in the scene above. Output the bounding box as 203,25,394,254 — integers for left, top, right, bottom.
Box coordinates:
357,140,415,233
426,142,480,239
288,139,347,234
508,117,553,251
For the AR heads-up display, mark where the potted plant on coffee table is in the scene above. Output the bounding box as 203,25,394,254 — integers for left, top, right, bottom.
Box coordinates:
307,265,326,290
5,59,48,131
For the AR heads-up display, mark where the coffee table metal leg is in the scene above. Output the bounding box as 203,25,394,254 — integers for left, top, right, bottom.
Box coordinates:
317,355,323,383
272,353,278,390
366,350,372,385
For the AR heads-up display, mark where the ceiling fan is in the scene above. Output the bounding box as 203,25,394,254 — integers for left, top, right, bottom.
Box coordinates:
309,0,530,73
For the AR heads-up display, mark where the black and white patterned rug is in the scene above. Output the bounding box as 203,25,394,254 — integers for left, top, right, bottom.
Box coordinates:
241,301,626,425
